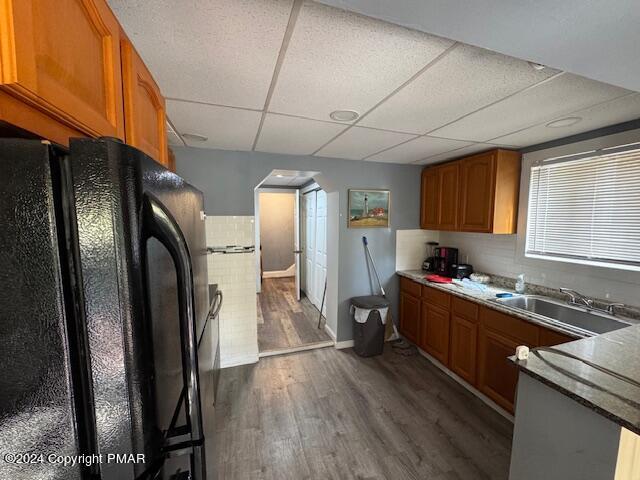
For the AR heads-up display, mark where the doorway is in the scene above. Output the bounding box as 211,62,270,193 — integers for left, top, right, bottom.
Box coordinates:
254,172,333,356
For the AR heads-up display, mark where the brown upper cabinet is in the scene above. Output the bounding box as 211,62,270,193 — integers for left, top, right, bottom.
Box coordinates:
0,0,125,142
121,36,168,168
420,149,521,234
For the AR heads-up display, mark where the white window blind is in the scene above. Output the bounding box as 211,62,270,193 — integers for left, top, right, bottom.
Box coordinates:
526,143,640,270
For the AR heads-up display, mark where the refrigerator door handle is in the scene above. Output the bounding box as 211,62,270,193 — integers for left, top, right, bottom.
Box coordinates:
210,290,223,321
141,193,205,480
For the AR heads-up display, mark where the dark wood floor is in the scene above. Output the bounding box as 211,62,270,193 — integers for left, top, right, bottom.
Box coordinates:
212,346,513,479
257,277,332,353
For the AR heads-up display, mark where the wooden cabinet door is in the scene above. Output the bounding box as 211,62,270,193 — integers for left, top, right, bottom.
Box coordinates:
459,152,496,232
420,302,450,366
437,163,459,230
121,37,168,167
450,314,478,385
420,168,439,229
399,292,420,344
0,0,124,139
539,327,575,346
478,327,521,413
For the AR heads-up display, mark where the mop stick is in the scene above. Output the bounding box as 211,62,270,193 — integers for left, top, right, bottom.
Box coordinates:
362,236,399,340
317,279,327,329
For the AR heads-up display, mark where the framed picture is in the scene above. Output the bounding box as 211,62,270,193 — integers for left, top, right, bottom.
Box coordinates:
348,189,390,228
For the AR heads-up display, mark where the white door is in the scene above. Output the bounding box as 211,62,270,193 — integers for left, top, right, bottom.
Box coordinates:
304,190,317,305
293,190,301,301
313,190,327,314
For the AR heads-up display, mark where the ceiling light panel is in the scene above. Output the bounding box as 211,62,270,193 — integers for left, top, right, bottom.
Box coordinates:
167,100,262,151
107,0,293,109
361,43,558,134
430,73,632,142
255,114,347,155
366,136,472,163
269,0,454,122
492,93,640,147
316,126,416,160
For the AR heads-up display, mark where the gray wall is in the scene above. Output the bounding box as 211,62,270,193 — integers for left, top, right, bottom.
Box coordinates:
259,192,295,272
175,147,422,341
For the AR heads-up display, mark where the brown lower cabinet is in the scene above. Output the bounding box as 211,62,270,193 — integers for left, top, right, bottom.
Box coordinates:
399,291,420,344
398,276,578,414
420,301,450,366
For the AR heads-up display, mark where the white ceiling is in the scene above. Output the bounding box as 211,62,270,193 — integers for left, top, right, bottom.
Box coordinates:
260,169,320,187
108,0,640,165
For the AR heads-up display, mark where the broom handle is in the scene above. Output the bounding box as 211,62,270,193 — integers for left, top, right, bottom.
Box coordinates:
362,236,385,297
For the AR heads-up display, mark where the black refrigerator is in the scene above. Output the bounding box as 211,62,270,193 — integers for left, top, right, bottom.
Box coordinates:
0,138,218,480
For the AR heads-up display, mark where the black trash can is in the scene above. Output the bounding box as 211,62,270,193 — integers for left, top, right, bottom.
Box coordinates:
351,295,390,357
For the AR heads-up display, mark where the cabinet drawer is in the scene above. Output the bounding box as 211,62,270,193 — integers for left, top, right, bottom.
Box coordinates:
479,306,538,345
539,327,576,346
422,285,450,309
400,277,422,297
452,296,479,321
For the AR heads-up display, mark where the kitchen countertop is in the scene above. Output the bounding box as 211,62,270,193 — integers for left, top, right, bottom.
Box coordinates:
514,325,640,436
397,270,591,338
397,269,640,435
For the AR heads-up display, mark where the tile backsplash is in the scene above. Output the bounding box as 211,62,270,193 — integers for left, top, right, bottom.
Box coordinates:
439,231,640,308
395,229,440,270
206,215,257,368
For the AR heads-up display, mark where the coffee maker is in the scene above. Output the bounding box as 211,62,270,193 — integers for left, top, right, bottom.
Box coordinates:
433,246,458,277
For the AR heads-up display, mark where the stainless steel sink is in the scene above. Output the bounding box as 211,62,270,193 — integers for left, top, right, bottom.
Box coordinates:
495,295,632,335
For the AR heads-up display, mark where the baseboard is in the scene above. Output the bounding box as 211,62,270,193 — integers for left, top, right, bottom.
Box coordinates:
323,323,336,341
220,352,259,369
335,339,354,349
259,340,334,358
416,347,514,423
262,264,295,278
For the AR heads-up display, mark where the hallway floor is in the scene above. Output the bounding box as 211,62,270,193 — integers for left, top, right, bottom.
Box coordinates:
257,277,332,353
212,346,513,479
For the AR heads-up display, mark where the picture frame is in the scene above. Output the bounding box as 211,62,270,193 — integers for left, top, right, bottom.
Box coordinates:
348,189,390,228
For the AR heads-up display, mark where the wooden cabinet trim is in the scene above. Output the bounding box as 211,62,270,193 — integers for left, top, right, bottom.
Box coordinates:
0,0,125,139
400,277,422,298
452,296,479,321
422,285,451,309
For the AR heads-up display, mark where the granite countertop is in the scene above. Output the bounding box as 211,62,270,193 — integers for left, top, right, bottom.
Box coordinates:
397,270,592,338
514,325,640,435
397,269,640,435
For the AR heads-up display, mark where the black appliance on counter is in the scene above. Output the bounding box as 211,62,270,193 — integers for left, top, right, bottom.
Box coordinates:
433,246,459,277
0,138,219,480
453,263,474,279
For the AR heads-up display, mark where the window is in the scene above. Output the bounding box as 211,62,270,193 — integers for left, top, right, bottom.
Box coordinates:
526,143,640,271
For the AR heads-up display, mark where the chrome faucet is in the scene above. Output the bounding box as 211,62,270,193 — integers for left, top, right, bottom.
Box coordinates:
605,303,625,316
559,288,594,308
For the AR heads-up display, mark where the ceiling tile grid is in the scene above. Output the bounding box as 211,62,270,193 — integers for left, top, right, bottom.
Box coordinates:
268,0,455,123
315,126,417,159
430,73,633,143
366,136,472,163
360,43,559,134
255,113,347,155
167,100,262,151
108,0,294,109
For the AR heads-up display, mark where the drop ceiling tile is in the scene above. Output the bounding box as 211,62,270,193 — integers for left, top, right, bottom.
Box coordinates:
108,0,293,109
315,127,416,160
414,143,513,165
366,136,472,164
430,73,632,142
492,93,640,147
167,100,261,151
360,44,558,134
269,0,454,122
256,114,347,155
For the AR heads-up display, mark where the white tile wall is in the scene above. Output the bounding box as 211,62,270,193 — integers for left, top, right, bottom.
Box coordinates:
439,231,640,307
205,215,255,247
396,229,441,270
206,216,258,367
